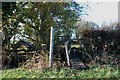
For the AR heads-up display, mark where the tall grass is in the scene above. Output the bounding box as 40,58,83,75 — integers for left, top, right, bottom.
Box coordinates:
1,65,119,79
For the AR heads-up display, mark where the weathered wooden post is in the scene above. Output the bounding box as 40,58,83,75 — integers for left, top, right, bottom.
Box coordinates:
65,41,70,66
0,32,2,80
49,27,54,67
0,31,2,70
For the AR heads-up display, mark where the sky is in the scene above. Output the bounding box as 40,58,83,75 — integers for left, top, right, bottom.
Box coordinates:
76,0,119,26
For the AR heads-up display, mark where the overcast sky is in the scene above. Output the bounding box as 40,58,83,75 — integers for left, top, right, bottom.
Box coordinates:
76,0,118,26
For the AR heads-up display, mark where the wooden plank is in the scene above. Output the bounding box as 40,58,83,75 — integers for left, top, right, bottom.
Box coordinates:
49,27,54,67
71,58,86,69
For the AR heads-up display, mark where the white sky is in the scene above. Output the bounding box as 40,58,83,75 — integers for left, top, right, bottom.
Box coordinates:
76,0,119,26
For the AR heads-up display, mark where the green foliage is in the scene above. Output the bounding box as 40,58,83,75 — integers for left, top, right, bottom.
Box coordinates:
2,2,88,68
2,1,87,49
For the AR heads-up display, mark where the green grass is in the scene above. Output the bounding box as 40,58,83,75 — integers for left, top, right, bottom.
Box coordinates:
1,65,120,79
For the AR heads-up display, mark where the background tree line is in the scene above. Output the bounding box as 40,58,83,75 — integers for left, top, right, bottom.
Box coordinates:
2,2,87,68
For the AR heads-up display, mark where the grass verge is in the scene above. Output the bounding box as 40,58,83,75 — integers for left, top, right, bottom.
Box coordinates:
1,65,120,79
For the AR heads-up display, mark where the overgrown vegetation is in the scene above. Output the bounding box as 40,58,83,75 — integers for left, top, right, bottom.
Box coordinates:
2,2,88,68
2,65,119,78
1,1,120,79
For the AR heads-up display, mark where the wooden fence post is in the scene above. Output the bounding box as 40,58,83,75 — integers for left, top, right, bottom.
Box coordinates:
65,41,70,66
0,32,2,70
49,27,54,67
